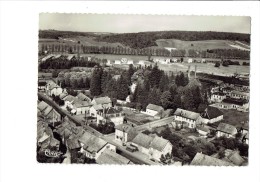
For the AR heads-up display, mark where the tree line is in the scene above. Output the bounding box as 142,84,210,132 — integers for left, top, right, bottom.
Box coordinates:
96,31,250,49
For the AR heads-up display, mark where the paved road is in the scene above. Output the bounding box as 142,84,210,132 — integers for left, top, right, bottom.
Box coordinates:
135,116,175,131
38,92,156,165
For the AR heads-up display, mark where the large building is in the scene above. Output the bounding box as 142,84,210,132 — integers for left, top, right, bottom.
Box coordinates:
173,108,202,129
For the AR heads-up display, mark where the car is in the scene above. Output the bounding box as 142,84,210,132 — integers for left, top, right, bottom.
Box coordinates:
126,146,138,152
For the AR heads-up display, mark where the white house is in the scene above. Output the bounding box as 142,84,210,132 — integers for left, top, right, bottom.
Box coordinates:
89,105,103,117
121,58,128,64
127,60,134,64
210,92,226,103
73,100,92,115
96,107,124,126
114,60,121,64
216,123,237,138
131,133,173,161
146,104,164,117
91,96,112,109
115,124,138,143
200,106,224,124
138,60,145,65
45,81,63,96
230,90,249,101
187,58,193,63
78,132,116,160
62,95,77,110
196,125,210,136
173,108,202,129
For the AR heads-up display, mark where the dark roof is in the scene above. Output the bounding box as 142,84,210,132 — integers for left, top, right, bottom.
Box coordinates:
217,123,237,135
222,98,248,106
115,124,135,133
97,107,121,115
146,104,164,112
190,153,234,166
212,92,225,96
202,106,223,119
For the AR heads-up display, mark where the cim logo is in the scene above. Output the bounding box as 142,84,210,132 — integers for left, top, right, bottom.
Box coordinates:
44,149,62,158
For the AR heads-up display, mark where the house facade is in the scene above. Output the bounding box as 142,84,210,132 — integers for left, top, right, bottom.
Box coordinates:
45,81,63,96
200,106,224,124
173,108,201,129
146,104,164,117
96,107,124,126
210,92,226,103
115,124,138,143
216,123,237,138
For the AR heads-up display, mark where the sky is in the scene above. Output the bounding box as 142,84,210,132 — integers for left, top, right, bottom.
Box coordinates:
39,14,251,34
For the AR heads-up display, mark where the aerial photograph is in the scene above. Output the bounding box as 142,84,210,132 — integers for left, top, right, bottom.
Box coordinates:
37,14,250,165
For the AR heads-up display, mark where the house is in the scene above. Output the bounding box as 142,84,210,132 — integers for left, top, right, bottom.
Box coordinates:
222,87,233,95
63,95,77,110
216,123,237,138
59,92,68,100
91,96,112,108
201,59,206,63
138,60,145,65
172,58,178,63
127,60,134,64
196,125,210,136
112,75,121,81
190,153,234,166
115,124,138,143
96,149,131,165
67,55,76,61
149,135,173,161
222,98,249,112
67,138,81,151
78,132,116,159
45,81,63,96
41,54,54,62
96,107,124,126
230,90,249,101
121,58,128,64
73,100,92,115
146,104,164,117
210,92,226,103
38,80,47,91
223,149,245,166
187,58,193,63
173,108,202,129
77,93,91,102
200,106,223,124
106,60,112,66
114,60,121,64
131,133,173,161
38,102,61,123
89,104,103,117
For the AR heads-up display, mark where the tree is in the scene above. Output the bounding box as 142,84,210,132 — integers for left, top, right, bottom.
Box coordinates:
149,64,161,88
52,69,59,78
90,68,102,96
175,72,189,87
160,91,172,109
117,75,129,100
214,62,220,67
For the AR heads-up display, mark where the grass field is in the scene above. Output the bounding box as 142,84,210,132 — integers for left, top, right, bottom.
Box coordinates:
155,39,247,51
157,61,250,75
220,109,249,127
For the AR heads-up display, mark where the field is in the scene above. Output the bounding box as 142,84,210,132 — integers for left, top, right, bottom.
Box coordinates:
220,109,249,128
157,61,250,76
39,36,125,48
155,39,249,51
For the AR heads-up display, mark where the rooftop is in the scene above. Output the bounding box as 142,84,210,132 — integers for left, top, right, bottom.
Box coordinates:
146,104,164,112
174,108,201,120
96,149,130,165
132,133,154,149
190,153,234,166
79,132,107,153
149,136,170,152
217,123,237,135
222,98,248,106
201,106,223,119
92,96,112,105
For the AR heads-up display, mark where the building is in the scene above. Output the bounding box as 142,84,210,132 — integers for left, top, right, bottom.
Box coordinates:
96,149,131,164
78,132,116,159
187,58,193,63
210,92,226,103
210,98,249,112
127,60,134,64
131,133,172,161
73,100,92,115
91,96,112,108
196,126,210,136
200,106,223,124
190,153,234,166
229,90,249,101
62,95,77,110
38,80,47,91
121,58,128,63
77,93,91,102
115,124,138,143
96,107,124,126
67,55,76,61
216,123,237,138
173,108,202,129
89,104,103,117
45,81,63,96
146,104,164,117
38,101,61,124
41,54,54,62
114,60,121,64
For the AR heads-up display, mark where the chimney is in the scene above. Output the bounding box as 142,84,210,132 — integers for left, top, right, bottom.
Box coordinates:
195,65,197,79
188,65,191,79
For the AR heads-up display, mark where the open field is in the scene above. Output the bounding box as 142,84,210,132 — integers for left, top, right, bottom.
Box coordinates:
220,109,249,127
39,36,126,48
157,61,250,75
155,39,249,51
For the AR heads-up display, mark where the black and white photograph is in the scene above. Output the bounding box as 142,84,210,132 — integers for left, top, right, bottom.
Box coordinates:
37,14,250,166
1,1,260,182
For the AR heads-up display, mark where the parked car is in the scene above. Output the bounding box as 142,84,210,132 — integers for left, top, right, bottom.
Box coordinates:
126,145,138,152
